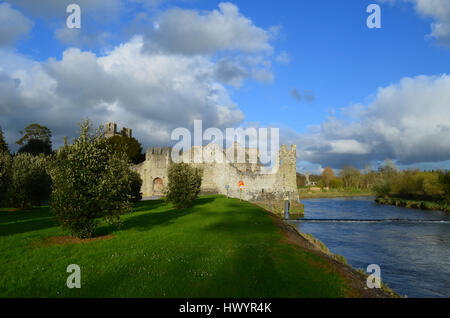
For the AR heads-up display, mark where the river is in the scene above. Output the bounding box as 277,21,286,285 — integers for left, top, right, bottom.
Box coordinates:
289,196,450,298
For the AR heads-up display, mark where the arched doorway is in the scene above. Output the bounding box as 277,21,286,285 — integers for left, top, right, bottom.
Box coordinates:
153,178,164,196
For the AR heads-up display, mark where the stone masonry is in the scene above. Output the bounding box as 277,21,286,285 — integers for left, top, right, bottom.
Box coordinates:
105,122,132,138
133,142,299,201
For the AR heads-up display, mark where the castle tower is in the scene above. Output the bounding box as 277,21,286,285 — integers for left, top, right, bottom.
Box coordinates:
120,127,132,138
279,144,299,200
105,122,132,138
105,122,117,138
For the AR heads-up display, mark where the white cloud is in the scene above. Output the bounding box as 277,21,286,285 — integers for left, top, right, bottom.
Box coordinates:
5,0,121,18
146,2,273,55
381,0,450,47
275,51,290,64
5,0,122,47
285,74,450,169
0,2,281,151
214,58,249,88
54,28,112,47
0,3,33,47
0,37,245,150
251,68,274,84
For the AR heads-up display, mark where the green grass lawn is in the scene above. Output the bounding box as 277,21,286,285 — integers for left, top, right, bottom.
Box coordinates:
0,195,354,297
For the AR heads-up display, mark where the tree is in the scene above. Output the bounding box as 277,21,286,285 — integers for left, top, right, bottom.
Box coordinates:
18,139,52,156
422,172,444,199
6,153,52,209
438,170,450,201
0,151,12,206
16,124,52,156
0,127,8,153
330,178,343,189
49,120,137,238
108,135,145,164
129,170,143,202
378,159,398,177
296,173,306,187
362,164,375,189
340,165,363,189
166,163,203,209
321,167,335,188
16,123,52,146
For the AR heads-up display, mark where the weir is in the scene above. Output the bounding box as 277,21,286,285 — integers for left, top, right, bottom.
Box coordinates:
290,218,450,224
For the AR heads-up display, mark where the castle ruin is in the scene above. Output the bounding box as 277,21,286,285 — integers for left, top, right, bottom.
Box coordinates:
105,122,132,138
133,142,299,202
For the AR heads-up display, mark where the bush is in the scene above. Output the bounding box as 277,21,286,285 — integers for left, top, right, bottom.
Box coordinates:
166,163,203,208
49,120,137,238
18,139,52,156
0,127,8,153
373,179,391,198
107,135,145,164
0,151,12,206
130,170,143,203
330,178,343,189
438,170,450,201
6,153,52,209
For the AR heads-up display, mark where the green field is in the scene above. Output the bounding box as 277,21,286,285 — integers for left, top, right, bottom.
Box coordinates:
1,195,361,297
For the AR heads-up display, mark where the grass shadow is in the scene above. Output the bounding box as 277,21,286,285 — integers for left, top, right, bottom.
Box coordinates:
97,206,194,236
0,207,50,224
0,206,58,237
132,199,167,213
0,216,57,237
191,196,216,207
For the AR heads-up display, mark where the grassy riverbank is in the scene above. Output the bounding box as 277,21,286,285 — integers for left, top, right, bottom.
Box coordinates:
0,195,391,297
375,197,450,213
298,188,375,199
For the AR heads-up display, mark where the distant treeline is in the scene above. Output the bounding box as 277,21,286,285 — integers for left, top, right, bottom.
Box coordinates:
373,168,449,203
297,160,450,204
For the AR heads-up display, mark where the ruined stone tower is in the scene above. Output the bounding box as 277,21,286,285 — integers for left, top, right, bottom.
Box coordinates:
105,122,132,138
133,143,299,201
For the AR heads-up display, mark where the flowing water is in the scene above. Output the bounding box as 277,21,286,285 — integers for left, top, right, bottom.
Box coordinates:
289,197,450,298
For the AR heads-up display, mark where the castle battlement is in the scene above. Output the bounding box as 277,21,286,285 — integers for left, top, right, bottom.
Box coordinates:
134,143,299,201
105,122,132,138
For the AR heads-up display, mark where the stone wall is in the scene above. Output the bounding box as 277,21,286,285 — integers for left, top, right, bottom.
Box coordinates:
133,143,299,201
105,122,132,138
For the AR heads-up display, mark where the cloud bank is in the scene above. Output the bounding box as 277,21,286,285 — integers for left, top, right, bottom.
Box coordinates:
0,2,283,152
287,74,450,170
0,36,248,149
0,3,33,47
382,0,450,47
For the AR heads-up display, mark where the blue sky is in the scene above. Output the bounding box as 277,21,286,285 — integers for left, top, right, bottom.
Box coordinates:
1,0,450,173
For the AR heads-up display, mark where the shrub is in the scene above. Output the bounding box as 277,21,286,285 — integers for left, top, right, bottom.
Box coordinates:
438,170,450,201
321,167,335,188
130,170,143,203
0,151,12,206
166,163,203,208
49,120,136,238
18,139,52,156
373,179,391,198
7,153,52,209
330,178,343,189
107,135,145,164
0,127,8,153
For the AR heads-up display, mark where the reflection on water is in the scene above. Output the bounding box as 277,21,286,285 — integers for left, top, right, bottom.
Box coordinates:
290,197,450,298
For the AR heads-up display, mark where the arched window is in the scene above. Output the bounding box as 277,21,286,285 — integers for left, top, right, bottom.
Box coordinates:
153,178,164,195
